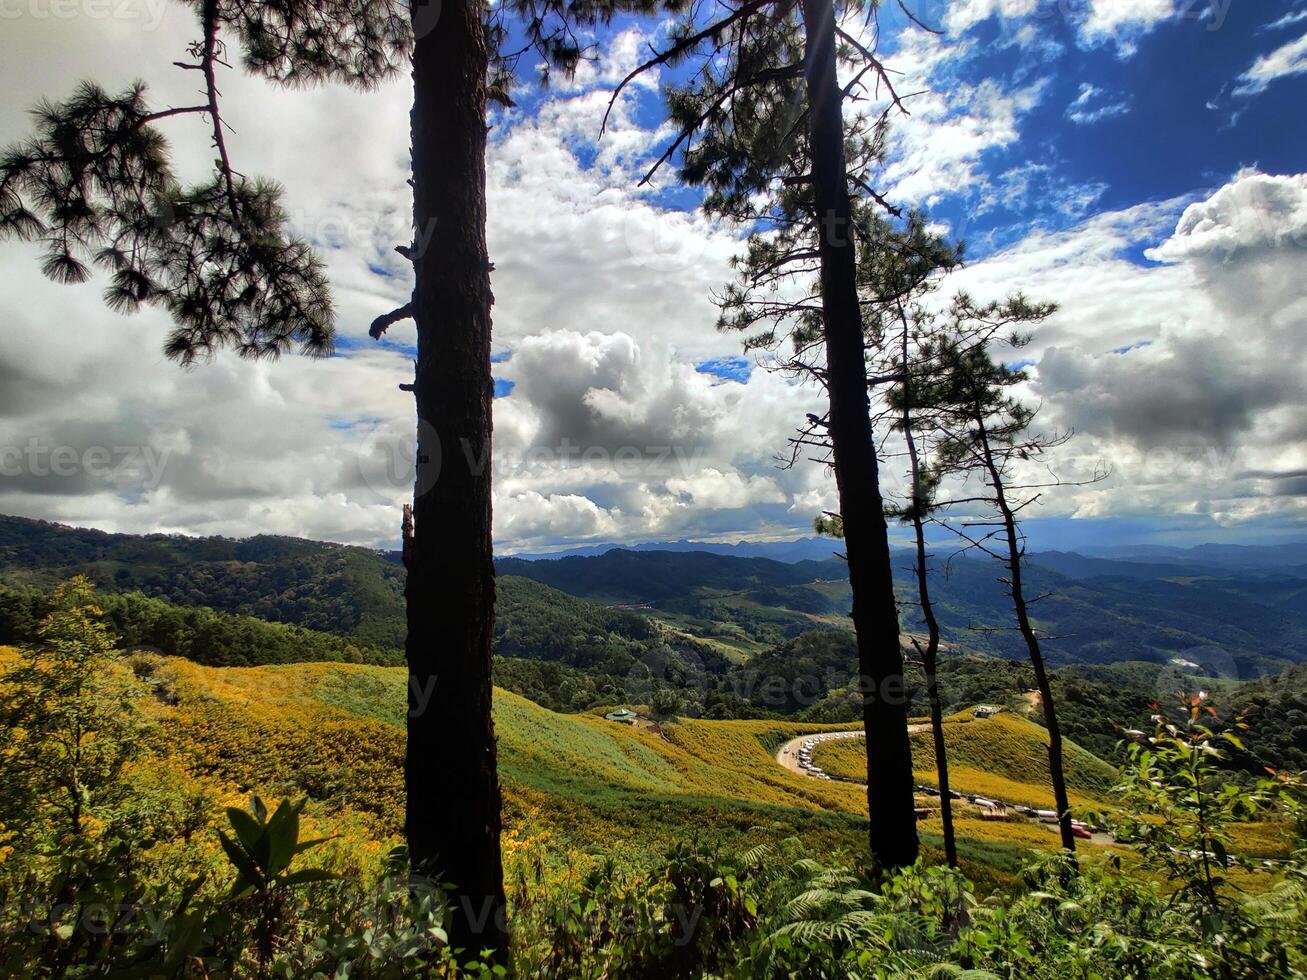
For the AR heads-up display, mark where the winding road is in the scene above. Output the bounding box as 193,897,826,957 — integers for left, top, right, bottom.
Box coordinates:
775,727,928,777
774,728,1116,845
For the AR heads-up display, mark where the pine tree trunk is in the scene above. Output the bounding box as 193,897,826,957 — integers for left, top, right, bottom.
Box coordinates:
900,330,957,868
975,416,1077,861
407,0,508,957
800,0,919,869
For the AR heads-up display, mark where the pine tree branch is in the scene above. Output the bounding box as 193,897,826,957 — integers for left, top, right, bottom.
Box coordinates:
201,0,240,228
833,26,909,115
896,0,944,34
638,62,805,187
600,0,773,136
138,105,212,126
369,302,414,340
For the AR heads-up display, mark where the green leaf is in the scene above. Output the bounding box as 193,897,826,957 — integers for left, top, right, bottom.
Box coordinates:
217,828,262,890
264,798,303,876
226,806,264,854
280,867,339,887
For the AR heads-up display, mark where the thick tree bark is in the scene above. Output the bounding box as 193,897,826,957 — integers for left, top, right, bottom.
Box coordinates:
406,0,507,958
801,0,919,869
975,414,1077,860
900,327,957,868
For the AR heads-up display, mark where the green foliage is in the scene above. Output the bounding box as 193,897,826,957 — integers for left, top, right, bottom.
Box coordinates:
1106,697,1262,912
3,612,1307,977
0,578,217,978
0,581,400,668
0,577,145,837
736,630,859,716
1225,661,1307,772
215,795,337,975
0,81,333,364
218,796,336,897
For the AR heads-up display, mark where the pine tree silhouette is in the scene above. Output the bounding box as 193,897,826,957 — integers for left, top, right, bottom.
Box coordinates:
604,0,927,868
0,0,608,957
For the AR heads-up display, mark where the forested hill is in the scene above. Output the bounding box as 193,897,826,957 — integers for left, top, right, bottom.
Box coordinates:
496,548,847,599
3,514,1306,767
0,514,408,647
499,540,1307,676
4,514,1307,676
0,516,734,711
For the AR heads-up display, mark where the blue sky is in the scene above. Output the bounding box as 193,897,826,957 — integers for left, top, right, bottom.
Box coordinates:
470,0,1307,551
0,1,1304,551
502,0,1307,255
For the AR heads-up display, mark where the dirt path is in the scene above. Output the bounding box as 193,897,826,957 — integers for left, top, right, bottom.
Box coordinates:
775,726,929,778
775,727,1117,847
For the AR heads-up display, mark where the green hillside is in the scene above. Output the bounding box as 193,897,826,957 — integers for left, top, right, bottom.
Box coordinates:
811,711,1117,809
5,515,1305,770
0,514,409,647
28,649,1136,890
12,648,1283,893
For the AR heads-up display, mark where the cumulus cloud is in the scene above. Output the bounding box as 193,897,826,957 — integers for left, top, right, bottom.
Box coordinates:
487,328,833,550
0,12,843,552
936,0,1187,55
942,170,1307,529
1076,0,1176,53
1147,171,1307,262
873,27,1050,207
2,13,1304,552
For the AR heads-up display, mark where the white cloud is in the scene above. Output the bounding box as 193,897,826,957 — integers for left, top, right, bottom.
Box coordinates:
1076,0,1175,53
876,28,1050,206
2,13,1304,552
1147,171,1307,261
488,328,830,549
944,0,1042,35
1065,82,1131,124
1262,7,1307,32
935,0,1182,54
939,170,1307,529
1234,30,1307,95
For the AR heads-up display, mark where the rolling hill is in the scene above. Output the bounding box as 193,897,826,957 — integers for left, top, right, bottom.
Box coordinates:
0,648,1106,891
5,648,1285,900
6,515,1305,677
810,711,1117,810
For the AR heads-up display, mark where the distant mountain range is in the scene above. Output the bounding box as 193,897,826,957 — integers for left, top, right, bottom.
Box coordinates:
504,536,847,563
1077,542,1307,571
507,535,1307,574
497,544,1307,676
3,514,1305,677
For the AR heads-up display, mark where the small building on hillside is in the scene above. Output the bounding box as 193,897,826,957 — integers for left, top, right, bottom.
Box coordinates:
972,705,1002,718
605,708,638,724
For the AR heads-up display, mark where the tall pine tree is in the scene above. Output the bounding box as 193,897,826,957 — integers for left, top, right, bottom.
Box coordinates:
0,0,602,956
862,214,963,868
606,0,926,867
914,296,1086,859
